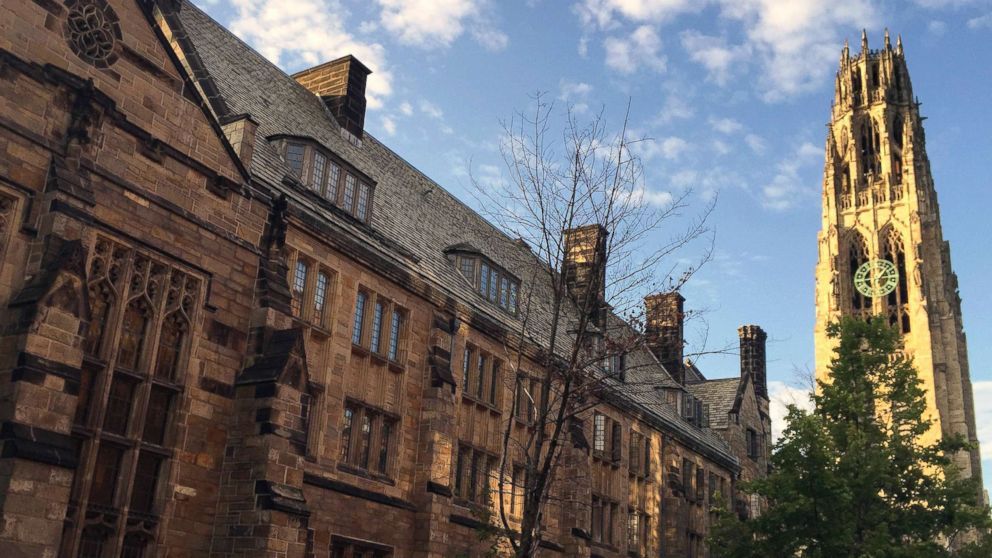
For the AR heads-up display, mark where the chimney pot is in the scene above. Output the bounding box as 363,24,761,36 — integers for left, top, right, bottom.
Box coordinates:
292,55,372,140
644,291,685,384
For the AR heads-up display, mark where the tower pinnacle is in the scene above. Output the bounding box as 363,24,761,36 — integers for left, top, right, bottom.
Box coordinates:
861,29,868,53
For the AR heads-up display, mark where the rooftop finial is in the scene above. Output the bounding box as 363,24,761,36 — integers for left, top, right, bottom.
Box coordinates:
897,34,903,55
861,29,869,53
842,38,850,62
884,28,891,50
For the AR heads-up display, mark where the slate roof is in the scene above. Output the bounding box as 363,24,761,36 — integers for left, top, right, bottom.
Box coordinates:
176,2,738,469
687,377,746,430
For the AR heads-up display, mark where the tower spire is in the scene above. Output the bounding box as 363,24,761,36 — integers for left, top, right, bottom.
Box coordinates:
884,28,891,50
897,34,903,55
842,38,850,63
861,29,869,53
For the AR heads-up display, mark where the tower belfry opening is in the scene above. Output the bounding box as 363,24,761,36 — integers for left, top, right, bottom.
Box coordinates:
814,31,985,505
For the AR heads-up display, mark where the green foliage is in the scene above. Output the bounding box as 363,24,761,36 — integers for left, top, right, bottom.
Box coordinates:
710,317,991,558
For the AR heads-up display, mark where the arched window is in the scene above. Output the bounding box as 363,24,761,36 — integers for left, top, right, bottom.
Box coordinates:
893,115,904,149
882,230,911,333
848,232,870,317
851,68,863,105
155,311,187,382
117,299,150,371
85,282,114,357
62,237,199,557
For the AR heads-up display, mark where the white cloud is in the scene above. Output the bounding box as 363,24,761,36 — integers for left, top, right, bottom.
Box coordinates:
419,99,444,119
768,380,814,443
680,31,751,85
745,133,766,153
974,381,992,461
398,101,414,116
376,0,507,50
711,139,731,155
968,13,992,29
227,0,393,109
716,0,878,102
471,25,510,51
380,115,397,135
654,91,695,124
928,20,947,36
604,25,667,74
575,0,699,29
559,80,594,113
657,136,690,159
761,140,820,211
631,187,676,207
709,116,744,135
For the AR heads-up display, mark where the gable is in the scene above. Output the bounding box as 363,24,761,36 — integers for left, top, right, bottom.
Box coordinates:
0,0,246,184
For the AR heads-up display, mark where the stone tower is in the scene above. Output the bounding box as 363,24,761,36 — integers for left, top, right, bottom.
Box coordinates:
814,31,984,497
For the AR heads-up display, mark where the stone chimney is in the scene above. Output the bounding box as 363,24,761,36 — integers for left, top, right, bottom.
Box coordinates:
292,55,372,139
738,325,768,400
645,292,685,384
220,113,259,170
563,224,608,329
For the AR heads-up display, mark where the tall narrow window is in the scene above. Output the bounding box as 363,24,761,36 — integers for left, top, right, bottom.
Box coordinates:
327,162,341,201
117,300,149,370
387,309,403,361
85,284,113,356
370,300,385,354
476,353,487,399
508,283,518,314
343,174,357,212
129,452,163,513
358,412,372,468
292,259,308,316
103,376,135,436
488,268,498,301
88,444,124,506
459,257,475,282
356,183,370,222
848,233,870,316
499,277,509,307
285,143,305,177
463,347,472,390
155,312,186,381
593,413,606,452
352,291,367,345
142,386,173,445
479,262,490,296
340,406,355,461
314,272,329,326
310,152,327,194
377,419,393,474
489,360,500,406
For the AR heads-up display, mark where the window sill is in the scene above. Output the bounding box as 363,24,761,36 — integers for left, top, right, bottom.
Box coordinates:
336,462,396,486
387,360,405,374
351,343,370,357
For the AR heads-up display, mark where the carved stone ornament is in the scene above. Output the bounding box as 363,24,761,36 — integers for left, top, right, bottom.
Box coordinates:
63,0,122,69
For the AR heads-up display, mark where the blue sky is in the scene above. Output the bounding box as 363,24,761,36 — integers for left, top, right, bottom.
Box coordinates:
194,0,992,495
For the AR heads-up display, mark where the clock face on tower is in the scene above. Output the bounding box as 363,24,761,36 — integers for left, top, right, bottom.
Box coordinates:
854,259,899,298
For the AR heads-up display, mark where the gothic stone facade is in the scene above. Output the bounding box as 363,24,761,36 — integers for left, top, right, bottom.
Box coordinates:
813,31,984,500
0,1,770,557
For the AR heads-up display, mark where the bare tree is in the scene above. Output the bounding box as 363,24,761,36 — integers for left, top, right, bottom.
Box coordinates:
470,94,714,557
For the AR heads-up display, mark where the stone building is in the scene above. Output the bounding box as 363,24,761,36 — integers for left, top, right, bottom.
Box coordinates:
813,31,984,501
0,1,771,556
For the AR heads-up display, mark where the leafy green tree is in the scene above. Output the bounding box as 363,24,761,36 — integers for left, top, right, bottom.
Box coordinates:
710,317,991,558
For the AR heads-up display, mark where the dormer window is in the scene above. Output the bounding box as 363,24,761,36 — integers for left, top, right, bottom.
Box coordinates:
275,138,375,224
445,246,521,316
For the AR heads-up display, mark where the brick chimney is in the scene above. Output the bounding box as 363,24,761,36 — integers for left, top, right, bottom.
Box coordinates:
645,292,685,384
292,55,371,139
563,225,608,329
738,325,768,400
